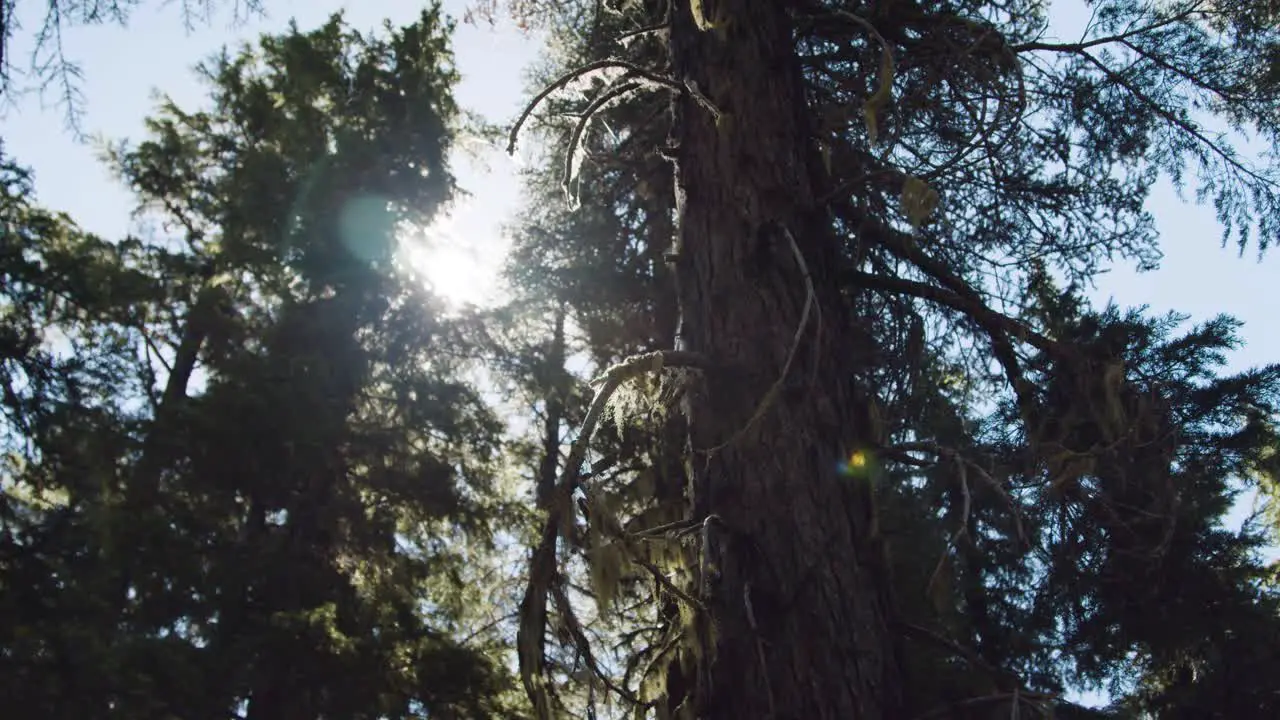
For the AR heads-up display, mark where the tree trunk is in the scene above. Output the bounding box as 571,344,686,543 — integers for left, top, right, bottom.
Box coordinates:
245,292,367,720
667,2,902,718
110,284,218,697
536,303,568,508
131,284,220,501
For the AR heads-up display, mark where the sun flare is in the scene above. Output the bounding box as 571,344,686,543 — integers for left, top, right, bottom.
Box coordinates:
397,202,509,309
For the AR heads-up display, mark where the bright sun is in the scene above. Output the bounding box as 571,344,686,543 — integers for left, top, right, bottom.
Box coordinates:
397,201,509,309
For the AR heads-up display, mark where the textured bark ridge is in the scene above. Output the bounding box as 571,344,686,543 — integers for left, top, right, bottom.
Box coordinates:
667,1,902,717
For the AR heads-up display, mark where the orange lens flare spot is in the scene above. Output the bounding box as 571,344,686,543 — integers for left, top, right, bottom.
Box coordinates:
838,449,874,478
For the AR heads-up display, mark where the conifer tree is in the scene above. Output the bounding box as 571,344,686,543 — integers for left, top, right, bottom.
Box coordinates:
1,8,524,717
502,1,1280,717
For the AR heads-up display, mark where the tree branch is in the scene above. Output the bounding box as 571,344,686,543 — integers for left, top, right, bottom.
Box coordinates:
508,59,705,155
1011,4,1205,54
1077,50,1275,189
847,268,1045,427
518,349,708,720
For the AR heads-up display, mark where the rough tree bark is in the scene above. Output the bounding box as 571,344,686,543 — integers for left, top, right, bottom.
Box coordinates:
667,1,903,717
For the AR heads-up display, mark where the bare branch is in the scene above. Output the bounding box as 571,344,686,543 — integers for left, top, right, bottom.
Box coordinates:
507,59,698,155
562,80,645,205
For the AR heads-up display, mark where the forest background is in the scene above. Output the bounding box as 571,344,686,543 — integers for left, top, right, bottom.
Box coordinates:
3,0,1280,718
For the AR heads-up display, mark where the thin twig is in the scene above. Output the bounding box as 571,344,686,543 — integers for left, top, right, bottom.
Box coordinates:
617,22,668,43
911,691,1050,720
926,451,971,598
550,581,646,706
461,610,520,645
633,552,704,610
897,621,1059,717
830,10,889,45
884,441,1029,549
629,516,705,538
896,620,1007,685
965,457,1029,549
829,9,895,152
1011,4,1205,54
1079,50,1275,188
141,330,175,374
847,266,1050,427
744,583,777,719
